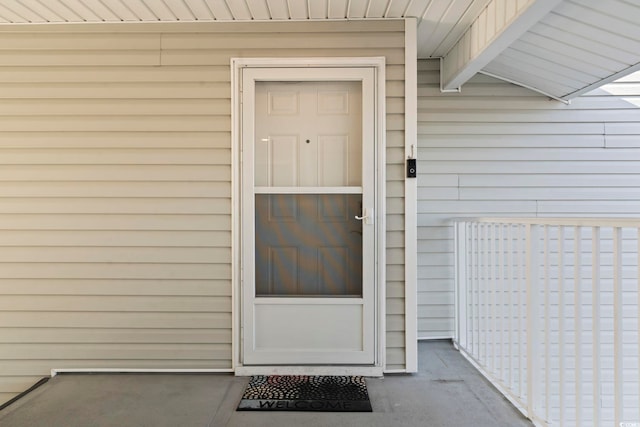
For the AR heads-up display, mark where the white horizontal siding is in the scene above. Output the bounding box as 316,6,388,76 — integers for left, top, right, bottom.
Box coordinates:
0,20,406,405
417,58,640,339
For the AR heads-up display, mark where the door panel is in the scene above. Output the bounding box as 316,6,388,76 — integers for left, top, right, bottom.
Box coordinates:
318,135,349,186
255,194,363,296
254,304,363,351
254,81,362,188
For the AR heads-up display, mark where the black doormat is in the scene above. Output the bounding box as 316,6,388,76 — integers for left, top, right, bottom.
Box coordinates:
237,375,372,412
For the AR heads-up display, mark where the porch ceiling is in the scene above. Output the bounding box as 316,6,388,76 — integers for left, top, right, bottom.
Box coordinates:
0,0,638,101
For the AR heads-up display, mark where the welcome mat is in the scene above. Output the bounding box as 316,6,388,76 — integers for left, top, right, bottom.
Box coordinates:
237,375,372,412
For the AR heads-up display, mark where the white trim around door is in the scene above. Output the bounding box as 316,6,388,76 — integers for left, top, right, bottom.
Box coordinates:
231,57,386,376
404,17,419,373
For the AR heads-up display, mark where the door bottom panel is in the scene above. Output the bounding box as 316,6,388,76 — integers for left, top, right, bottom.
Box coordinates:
254,303,363,351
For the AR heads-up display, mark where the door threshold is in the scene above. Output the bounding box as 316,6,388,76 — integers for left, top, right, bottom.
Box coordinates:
235,365,383,377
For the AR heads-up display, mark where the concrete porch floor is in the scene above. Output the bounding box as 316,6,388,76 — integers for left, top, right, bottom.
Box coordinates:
0,340,533,427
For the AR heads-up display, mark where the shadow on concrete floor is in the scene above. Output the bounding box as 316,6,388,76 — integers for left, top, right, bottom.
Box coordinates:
0,340,533,427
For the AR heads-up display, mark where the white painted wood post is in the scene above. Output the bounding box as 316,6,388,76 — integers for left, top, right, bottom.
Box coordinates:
455,221,469,349
454,221,459,346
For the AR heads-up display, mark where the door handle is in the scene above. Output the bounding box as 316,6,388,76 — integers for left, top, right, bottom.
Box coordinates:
355,208,374,225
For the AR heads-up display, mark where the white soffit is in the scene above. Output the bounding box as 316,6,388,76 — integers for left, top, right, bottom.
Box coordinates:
0,0,491,58
481,0,640,100
440,0,563,93
0,0,638,99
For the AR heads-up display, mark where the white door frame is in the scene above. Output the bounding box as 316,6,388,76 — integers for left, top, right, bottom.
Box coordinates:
231,57,386,376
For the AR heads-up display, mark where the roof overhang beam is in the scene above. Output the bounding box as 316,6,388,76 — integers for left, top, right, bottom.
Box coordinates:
440,0,563,92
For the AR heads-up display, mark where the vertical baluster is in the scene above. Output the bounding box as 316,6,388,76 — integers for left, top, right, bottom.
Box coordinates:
520,224,526,400
592,226,601,427
480,223,486,363
467,224,472,354
527,225,541,419
476,222,481,359
507,224,514,392
478,223,484,361
476,224,482,360
558,225,565,427
468,223,472,351
469,223,476,356
461,222,468,350
483,223,489,365
544,225,551,423
574,226,582,426
490,223,497,373
471,223,480,357
455,222,460,347
613,227,623,426
498,223,506,384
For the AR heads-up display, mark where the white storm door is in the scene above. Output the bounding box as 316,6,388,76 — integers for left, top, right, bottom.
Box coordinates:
241,67,376,365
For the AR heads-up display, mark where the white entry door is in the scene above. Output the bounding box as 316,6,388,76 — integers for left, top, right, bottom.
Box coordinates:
241,67,377,365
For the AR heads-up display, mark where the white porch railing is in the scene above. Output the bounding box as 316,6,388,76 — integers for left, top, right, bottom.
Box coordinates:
454,218,640,427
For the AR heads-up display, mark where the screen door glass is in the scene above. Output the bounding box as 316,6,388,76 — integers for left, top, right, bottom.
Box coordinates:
255,194,363,297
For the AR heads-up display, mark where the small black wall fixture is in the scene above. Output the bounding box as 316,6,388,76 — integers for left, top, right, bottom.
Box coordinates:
406,158,417,178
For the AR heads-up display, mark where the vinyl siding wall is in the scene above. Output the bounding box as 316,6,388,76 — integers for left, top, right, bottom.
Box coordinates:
0,20,406,405
417,59,640,339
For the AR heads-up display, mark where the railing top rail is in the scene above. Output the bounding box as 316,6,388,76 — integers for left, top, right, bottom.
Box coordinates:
452,217,640,227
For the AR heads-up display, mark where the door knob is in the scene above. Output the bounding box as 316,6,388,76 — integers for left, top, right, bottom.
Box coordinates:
355,208,374,225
